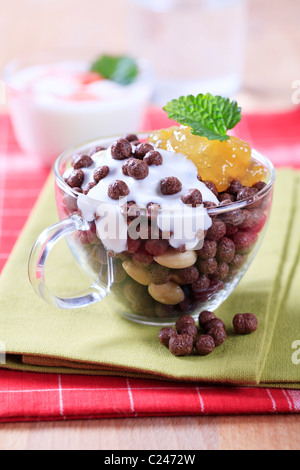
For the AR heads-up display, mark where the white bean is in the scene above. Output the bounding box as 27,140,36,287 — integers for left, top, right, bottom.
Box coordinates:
122,260,151,286
154,248,197,269
148,282,185,305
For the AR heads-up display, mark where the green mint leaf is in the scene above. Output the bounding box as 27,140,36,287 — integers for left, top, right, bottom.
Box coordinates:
163,93,242,141
91,55,139,85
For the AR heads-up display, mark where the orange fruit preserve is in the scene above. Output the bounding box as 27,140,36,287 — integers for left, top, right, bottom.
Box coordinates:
149,126,265,192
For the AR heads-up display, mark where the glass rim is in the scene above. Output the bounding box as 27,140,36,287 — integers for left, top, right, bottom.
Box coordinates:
54,132,276,215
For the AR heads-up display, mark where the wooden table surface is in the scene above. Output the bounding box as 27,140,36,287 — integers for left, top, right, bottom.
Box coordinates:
0,0,300,450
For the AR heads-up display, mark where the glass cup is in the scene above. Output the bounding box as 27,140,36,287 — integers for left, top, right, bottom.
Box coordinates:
28,133,275,325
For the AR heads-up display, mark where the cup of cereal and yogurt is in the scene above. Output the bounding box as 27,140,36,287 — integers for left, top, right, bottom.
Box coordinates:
4,50,153,166
28,94,275,325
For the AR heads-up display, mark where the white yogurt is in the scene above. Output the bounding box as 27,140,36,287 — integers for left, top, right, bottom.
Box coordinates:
74,144,219,253
5,59,153,166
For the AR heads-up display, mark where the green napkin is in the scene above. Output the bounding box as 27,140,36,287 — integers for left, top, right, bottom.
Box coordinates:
0,169,299,387
261,174,300,386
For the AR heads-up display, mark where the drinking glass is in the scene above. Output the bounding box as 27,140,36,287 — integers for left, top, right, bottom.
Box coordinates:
127,0,248,103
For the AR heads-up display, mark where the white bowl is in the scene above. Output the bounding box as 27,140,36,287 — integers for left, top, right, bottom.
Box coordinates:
4,50,154,167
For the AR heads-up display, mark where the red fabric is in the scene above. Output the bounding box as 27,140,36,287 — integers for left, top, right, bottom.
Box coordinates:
0,371,299,422
0,109,299,422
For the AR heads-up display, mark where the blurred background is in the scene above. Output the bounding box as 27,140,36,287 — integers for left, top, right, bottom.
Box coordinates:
0,0,299,111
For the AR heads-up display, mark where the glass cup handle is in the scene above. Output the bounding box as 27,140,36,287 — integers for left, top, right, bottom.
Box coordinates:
28,214,110,309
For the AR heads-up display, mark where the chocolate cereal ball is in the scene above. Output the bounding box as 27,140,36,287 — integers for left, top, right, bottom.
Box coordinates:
132,251,153,266
111,138,132,160
123,133,139,143
203,201,218,211
198,311,216,328
197,257,218,275
207,327,227,347
72,154,94,169
211,262,229,281
195,335,215,356
122,158,135,176
161,177,182,195
253,181,267,192
217,237,236,264
174,266,199,285
181,189,203,207
192,275,211,294
108,180,130,200
222,209,245,226
67,169,85,188
204,318,226,333
159,327,176,347
143,150,163,166
233,313,258,335
175,315,195,332
206,220,227,241
94,166,110,183
127,159,149,180
218,193,235,204
88,146,106,156
226,224,238,236
227,179,243,195
177,323,198,339
135,143,154,159
169,334,194,356
236,186,259,202
145,239,169,256
197,240,217,260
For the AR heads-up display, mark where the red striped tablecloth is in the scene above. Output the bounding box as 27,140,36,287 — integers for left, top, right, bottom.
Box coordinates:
0,109,299,422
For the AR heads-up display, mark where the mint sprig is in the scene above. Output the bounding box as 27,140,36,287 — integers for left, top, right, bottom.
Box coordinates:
91,55,139,86
163,94,242,142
